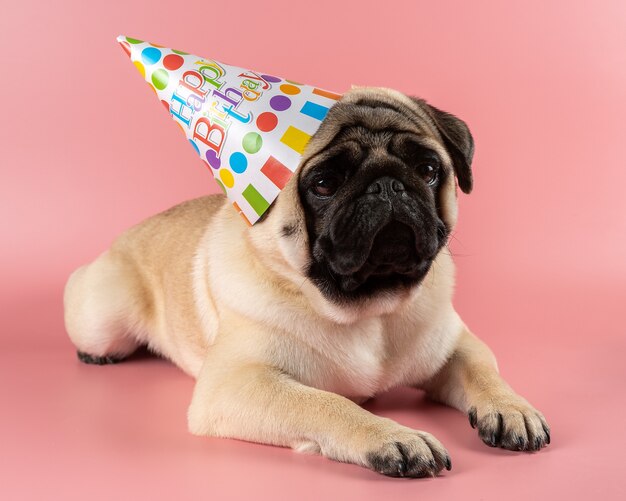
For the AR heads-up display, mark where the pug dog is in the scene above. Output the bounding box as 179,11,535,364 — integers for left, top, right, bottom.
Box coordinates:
64,87,550,478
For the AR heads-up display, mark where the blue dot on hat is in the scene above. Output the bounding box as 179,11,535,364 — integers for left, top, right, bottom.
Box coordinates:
189,139,200,155
229,152,248,173
141,47,162,65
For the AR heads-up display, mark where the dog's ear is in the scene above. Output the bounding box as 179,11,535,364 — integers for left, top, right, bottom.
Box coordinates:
414,99,474,194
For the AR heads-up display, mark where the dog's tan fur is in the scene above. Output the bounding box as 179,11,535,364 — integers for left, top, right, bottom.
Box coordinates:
64,87,549,477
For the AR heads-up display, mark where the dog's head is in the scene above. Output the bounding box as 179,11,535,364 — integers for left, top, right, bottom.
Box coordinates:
249,87,473,316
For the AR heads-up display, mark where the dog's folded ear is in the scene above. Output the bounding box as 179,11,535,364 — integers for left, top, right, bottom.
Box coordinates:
414,99,475,194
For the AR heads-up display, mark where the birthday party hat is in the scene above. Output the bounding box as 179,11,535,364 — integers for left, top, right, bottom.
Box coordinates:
117,35,342,224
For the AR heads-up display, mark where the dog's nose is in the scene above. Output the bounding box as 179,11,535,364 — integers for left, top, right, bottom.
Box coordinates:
366,176,406,198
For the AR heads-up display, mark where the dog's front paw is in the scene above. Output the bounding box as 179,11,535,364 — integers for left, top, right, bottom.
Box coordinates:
364,426,451,478
468,396,550,451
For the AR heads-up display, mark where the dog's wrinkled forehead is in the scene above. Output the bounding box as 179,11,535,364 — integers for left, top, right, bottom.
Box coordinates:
298,87,448,171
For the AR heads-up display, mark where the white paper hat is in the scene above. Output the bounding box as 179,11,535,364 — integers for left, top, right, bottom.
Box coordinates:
117,35,342,224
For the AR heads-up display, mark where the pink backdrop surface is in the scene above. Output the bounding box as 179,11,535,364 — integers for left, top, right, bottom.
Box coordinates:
1,1,625,499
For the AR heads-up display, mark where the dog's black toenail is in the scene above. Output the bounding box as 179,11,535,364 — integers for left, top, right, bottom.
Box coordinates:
494,413,503,444
395,442,409,475
397,461,406,477
543,425,551,444
77,351,123,365
445,456,452,471
468,407,477,429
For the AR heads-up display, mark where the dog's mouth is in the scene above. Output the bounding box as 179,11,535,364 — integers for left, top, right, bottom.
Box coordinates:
368,221,418,270
308,191,446,300
322,220,435,294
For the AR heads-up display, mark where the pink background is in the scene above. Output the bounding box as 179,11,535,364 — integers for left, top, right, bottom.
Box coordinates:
1,0,625,499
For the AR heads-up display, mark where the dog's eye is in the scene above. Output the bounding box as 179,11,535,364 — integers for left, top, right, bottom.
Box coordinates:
312,174,342,197
418,163,439,186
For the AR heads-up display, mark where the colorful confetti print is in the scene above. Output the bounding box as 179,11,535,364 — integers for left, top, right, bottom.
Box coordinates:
117,35,341,224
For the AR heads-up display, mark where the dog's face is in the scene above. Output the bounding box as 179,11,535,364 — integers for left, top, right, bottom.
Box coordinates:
253,88,474,310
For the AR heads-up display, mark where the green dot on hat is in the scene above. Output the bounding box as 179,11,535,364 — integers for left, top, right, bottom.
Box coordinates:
151,69,169,90
242,132,262,154
215,179,227,195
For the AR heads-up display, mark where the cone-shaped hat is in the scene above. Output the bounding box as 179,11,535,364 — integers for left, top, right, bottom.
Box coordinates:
117,35,342,224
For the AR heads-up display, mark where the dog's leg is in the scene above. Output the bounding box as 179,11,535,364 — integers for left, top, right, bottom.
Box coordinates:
421,328,550,451
188,352,452,478
64,250,144,363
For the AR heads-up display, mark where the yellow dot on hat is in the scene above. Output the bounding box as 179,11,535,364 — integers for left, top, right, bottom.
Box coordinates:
219,168,235,188
133,61,145,78
280,84,301,95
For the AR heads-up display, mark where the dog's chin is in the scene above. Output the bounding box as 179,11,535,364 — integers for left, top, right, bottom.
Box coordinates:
311,222,437,303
